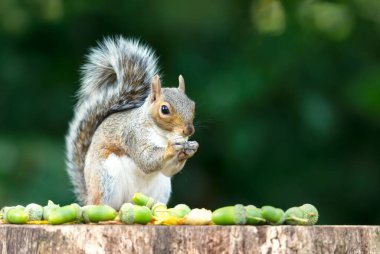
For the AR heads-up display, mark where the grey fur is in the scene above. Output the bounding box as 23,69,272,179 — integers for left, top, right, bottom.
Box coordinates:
162,88,195,123
65,36,159,204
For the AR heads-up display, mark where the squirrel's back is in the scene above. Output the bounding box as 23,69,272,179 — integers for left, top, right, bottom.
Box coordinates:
65,36,159,204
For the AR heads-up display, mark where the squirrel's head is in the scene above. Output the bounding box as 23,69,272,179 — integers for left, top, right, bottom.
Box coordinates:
148,75,195,137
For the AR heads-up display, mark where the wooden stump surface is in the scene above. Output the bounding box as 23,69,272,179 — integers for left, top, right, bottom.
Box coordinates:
0,225,379,254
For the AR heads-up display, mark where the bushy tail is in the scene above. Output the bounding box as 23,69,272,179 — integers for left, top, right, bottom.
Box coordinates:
65,36,159,204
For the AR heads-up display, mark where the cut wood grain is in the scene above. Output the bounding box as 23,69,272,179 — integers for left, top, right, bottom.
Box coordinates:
0,225,378,254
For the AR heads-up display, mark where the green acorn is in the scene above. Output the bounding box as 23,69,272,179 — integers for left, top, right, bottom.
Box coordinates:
261,206,285,225
1,207,13,223
82,205,117,223
48,204,79,225
43,200,60,220
152,203,168,218
285,207,307,225
274,208,285,225
299,204,318,225
132,193,155,209
212,204,246,225
171,204,191,218
119,203,153,224
245,205,266,225
7,207,29,224
25,203,44,221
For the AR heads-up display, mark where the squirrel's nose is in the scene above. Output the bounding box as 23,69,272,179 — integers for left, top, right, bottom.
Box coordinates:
183,124,194,136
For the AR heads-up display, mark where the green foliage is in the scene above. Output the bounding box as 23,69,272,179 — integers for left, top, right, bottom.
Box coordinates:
0,0,380,225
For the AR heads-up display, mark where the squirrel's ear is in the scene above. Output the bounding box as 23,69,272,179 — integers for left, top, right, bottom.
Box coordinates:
150,75,162,102
178,75,185,92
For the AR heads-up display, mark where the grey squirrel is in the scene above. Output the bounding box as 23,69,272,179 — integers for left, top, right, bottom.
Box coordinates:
65,36,198,209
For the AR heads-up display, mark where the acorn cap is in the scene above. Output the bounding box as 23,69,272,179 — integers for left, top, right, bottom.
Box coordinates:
25,203,44,221
145,199,155,209
119,203,135,224
70,203,82,221
81,206,91,223
299,204,319,225
233,205,247,225
43,200,59,220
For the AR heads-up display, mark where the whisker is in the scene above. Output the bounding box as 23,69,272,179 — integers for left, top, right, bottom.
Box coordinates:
193,119,213,129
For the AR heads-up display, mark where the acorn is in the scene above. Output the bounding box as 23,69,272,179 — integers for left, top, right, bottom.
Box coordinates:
119,203,153,224
285,207,307,225
152,203,169,218
43,200,60,220
299,204,319,225
274,208,285,225
7,207,29,224
25,203,44,221
171,204,191,218
261,206,285,225
82,205,117,223
212,204,247,225
1,206,13,223
245,205,266,225
48,204,80,225
132,193,155,209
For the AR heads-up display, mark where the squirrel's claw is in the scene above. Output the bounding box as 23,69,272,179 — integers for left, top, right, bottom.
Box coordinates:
175,141,199,161
186,141,199,150
172,141,199,151
185,149,196,157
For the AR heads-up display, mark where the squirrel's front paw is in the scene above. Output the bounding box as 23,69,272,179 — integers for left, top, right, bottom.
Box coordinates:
173,141,199,161
161,141,199,177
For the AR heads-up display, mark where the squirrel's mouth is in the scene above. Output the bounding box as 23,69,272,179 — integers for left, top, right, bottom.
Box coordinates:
173,125,194,139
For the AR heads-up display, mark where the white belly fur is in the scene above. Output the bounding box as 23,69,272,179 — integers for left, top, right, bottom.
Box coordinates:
102,153,171,209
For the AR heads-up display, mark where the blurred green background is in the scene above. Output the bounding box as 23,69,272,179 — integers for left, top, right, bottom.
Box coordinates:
0,0,380,225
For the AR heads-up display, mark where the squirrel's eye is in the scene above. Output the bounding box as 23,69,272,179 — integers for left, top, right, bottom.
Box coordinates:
161,105,170,115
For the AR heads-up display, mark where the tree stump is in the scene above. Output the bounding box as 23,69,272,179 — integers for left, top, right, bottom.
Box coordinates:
0,225,379,253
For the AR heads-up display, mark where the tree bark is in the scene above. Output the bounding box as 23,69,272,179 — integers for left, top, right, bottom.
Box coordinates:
0,225,379,254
